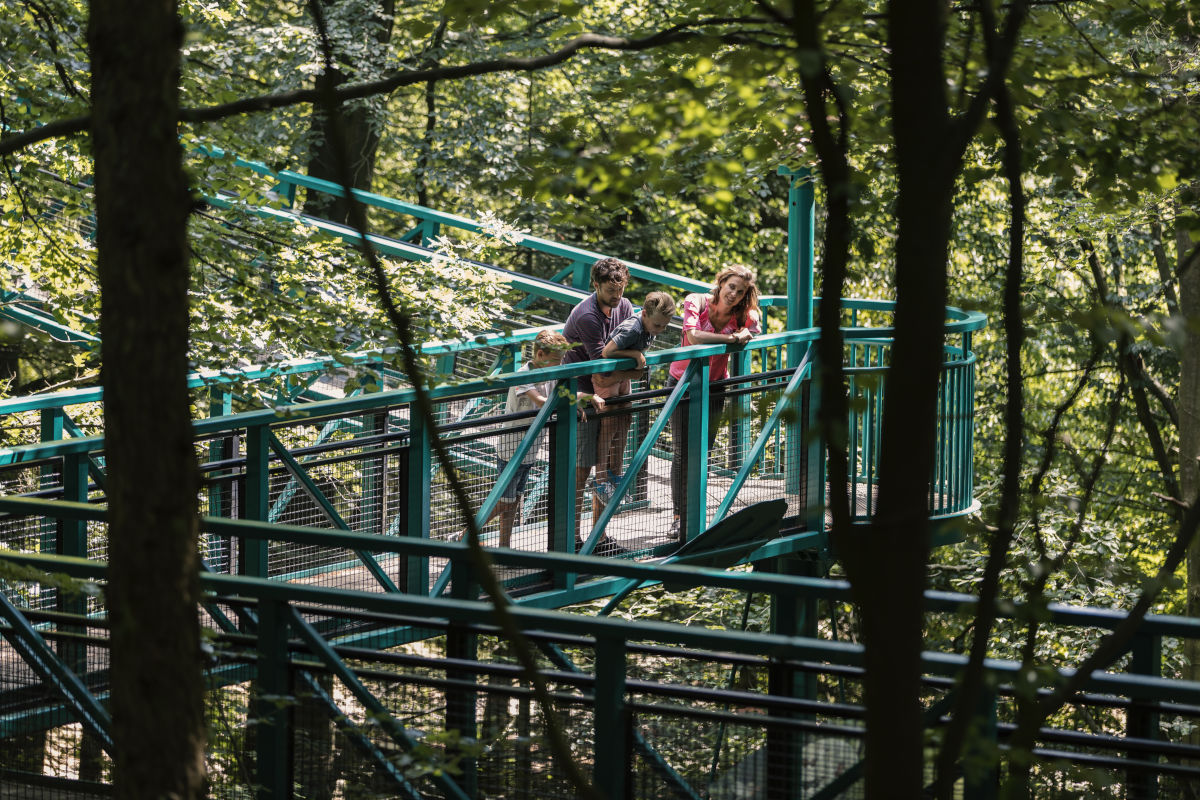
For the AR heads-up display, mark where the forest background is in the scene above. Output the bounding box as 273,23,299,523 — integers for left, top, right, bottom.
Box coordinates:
0,0,1197,797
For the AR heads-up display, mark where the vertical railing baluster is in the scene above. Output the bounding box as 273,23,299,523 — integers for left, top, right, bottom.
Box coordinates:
729,351,751,472
594,634,628,799
684,359,711,540
549,382,577,590
243,423,270,578
254,598,291,800
404,403,430,593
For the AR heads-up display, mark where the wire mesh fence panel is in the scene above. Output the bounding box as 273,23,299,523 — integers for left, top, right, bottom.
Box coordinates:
0,610,112,796
0,469,59,614
580,383,675,557
476,693,597,800
205,679,256,800
630,702,863,800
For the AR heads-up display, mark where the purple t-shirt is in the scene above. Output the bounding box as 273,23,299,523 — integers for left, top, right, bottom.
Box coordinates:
562,293,634,394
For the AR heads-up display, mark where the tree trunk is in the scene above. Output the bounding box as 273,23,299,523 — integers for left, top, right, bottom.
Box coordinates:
304,0,395,223
845,1,958,796
88,1,206,797
1180,190,1200,682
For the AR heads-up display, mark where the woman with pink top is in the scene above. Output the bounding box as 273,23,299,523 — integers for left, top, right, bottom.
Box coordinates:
667,264,761,541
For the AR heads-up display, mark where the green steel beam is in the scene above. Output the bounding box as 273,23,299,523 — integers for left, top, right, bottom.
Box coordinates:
0,328,912,462
199,148,712,295
265,431,399,593
206,192,589,307
711,349,811,526
583,366,693,553
0,591,114,754
0,293,100,346
285,605,473,800
4,543,1200,708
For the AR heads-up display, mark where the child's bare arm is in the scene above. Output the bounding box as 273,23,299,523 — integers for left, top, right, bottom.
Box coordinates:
601,340,647,369
526,389,550,408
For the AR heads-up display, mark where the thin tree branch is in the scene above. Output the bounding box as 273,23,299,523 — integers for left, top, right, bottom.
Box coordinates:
1151,218,1180,315
0,22,760,156
1035,487,1200,725
792,0,853,546
304,3,599,796
933,43,1026,797
1027,343,1105,558
947,0,1028,162
1083,238,1182,503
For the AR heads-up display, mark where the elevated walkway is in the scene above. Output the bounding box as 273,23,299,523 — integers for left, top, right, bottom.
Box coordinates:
7,159,1170,800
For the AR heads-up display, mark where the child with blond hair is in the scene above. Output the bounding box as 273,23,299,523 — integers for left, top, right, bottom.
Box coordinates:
487,329,571,547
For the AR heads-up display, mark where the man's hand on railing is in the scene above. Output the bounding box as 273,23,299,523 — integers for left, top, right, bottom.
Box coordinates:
576,393,605,422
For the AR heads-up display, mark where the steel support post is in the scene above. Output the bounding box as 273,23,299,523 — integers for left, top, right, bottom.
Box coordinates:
781,167,814,499
594,634,629,799
57,452,88,561
683,359,711,541
961,682,999,800
242,424,270,578
404,403,431,593
58,449,91,745
782,166,815,338
1127,631,1162,800
446,552,478,795
39,409,64,554
254,598,292,800
765,555,818,800
803,374,826,534
549,382,577,590
571,259,590,290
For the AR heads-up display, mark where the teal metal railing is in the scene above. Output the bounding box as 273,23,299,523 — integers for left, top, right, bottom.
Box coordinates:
1,313,984,597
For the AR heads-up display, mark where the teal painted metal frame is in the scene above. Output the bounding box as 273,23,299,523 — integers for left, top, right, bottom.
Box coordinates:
1,501,1196,799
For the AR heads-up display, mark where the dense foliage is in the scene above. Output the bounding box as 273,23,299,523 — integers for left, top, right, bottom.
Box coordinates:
1,0,1198,795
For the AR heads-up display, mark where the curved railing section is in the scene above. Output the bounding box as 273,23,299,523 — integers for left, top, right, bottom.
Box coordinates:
0,303,984,606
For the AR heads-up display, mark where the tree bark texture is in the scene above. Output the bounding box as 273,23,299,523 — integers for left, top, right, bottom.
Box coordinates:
88,0,206,797
843,1,959,796
1179,190,1200,682
304,0,396,223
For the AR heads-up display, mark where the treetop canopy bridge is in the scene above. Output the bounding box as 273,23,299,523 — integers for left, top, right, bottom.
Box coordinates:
0,159,1193,799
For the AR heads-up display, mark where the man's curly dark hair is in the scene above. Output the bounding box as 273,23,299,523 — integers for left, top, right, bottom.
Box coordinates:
589,257,629,288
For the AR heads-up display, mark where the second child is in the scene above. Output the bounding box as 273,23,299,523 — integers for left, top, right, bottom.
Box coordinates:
592,291,676,506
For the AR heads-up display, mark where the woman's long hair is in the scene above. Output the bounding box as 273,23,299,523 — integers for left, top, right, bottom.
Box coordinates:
709,264,759,325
